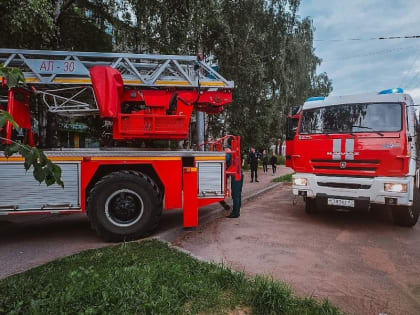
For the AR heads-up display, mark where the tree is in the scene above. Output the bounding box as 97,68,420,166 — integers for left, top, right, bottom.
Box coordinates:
1,0,332,151
124,0,332,150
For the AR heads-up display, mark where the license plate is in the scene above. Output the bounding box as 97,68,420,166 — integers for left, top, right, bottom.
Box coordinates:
327,198,355,208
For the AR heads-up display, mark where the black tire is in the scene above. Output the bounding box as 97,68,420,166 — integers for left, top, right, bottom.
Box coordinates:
392,187,420,227
87,170,162,242
305,198,318,214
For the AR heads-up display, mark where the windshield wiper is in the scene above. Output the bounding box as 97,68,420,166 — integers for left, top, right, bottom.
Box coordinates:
351,125,384,136
307,128,330,136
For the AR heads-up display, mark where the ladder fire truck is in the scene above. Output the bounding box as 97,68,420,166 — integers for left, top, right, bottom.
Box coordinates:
286,89,420,227
0,48,241,241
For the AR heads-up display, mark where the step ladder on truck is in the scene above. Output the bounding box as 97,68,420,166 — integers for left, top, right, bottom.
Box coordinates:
0,48,240,241
286,89,420,227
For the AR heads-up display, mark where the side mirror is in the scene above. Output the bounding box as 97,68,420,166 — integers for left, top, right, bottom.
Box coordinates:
286,117,299,141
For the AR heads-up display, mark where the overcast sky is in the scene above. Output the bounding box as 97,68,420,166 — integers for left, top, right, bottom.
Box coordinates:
299,0,420,103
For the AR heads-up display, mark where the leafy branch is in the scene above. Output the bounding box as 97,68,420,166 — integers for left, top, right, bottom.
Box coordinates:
0,67,64,188
1,139,64,188
0,64,26,88
0,110,19,129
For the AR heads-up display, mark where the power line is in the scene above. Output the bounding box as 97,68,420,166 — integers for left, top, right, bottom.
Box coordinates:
315,35,420,42
322,44,420,62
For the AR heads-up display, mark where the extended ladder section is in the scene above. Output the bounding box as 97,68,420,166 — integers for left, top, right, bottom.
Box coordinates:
0,49,233,88
0,49,234,141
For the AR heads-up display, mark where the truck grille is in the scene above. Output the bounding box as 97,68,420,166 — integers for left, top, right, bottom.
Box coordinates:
311,159,379,172
317,182,371,189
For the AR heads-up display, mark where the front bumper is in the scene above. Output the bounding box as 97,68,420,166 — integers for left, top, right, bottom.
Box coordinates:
292,173,414,207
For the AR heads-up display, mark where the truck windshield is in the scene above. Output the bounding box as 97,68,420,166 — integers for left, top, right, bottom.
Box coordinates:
299,103,402,134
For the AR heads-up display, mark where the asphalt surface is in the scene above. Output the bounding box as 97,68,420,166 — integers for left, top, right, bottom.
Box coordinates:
0,166,290,279
174,185,420,315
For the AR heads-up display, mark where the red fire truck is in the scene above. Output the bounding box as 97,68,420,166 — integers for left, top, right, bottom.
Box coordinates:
287,88,419,227
0,49,241,241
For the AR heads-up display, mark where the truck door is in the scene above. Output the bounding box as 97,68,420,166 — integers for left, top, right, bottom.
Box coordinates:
285,115,299,168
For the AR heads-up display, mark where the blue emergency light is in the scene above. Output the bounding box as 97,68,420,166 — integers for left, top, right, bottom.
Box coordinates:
378,88,404,95
306,96,325,102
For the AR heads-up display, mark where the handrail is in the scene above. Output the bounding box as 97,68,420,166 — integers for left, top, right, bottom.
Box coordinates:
199,135,242,181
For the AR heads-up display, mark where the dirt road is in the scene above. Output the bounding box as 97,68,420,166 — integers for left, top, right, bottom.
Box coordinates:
175,185,420,315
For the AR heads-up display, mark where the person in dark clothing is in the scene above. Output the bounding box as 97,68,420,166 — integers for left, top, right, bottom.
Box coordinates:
262,150,268,173
224,146,244,218
228,170,244,218
270,154,277,176
248,147,259,182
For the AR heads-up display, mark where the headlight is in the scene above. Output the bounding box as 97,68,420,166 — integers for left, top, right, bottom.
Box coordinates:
293,177,308,186
384,183,407,193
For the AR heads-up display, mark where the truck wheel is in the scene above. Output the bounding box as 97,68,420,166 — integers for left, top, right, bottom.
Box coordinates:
87,170,162,242
305,198,318,214
392,188,420,227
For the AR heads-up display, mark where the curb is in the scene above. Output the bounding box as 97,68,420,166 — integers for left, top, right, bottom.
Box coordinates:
156,181,287,243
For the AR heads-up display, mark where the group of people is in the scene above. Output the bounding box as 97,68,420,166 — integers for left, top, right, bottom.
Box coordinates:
222,144,281,219
247,148,278,182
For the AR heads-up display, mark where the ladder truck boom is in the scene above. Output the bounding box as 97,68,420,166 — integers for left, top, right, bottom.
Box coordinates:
0,48,240,242
0,48,233,140
0,48,233,88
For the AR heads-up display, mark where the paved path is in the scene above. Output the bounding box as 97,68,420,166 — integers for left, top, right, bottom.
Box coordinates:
174,185,420,315
0,165,292,279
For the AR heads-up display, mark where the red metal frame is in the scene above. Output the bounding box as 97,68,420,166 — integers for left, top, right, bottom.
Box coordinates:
90,66,232,141
198,135,242,180
3,87,34,146
80,158,183,212
285,113,300,168
183,167,198,227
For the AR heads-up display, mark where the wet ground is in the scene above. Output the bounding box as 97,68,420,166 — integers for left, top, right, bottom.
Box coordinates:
0,166,289,279
174,185,420,315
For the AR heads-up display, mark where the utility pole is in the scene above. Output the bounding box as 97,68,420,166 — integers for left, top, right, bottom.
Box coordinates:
196,111,204,150
196,48,205,151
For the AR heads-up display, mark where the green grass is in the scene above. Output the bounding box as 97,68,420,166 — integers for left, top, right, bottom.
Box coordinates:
277,155,286,165
0,240,343,315
273,173,294,183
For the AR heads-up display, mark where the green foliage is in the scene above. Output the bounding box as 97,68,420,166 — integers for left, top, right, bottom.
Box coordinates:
277,155,286,165
0,66,63,188
0,0,116,50
273,173,294,183
0,65,26,88
3,143,64,188
0,110,19,129
0,0,333,150
0,240,343,314
0,0,55,48
121,0,333,149
250,275,342,315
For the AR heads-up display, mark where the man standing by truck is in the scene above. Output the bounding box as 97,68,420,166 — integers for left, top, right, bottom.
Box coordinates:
225,145,244,218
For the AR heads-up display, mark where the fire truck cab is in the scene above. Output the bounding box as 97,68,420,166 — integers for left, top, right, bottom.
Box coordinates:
289,88,420,227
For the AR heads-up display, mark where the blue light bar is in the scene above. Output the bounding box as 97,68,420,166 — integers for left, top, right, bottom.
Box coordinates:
306,96,325,102
378,88,404,95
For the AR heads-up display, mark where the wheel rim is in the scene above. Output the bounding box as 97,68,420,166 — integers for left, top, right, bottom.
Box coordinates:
105,189,144,227
408,206,414,219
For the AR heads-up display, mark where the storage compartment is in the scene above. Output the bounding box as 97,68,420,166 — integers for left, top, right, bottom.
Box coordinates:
197,162,224,197
0,162,80,211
